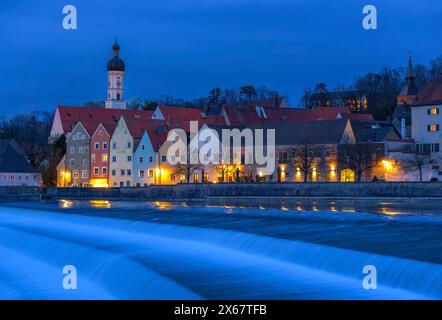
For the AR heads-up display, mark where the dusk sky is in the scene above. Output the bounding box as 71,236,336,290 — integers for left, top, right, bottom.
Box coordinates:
1,0,442,116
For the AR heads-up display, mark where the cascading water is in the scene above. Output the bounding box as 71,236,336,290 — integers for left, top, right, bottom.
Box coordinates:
0,202,440,300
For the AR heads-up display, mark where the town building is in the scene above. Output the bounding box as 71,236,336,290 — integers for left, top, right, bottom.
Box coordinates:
0,139,41,186
65,122,91,187
109,117,135,187
90,124,111,187
411,77,442,181
309,91,369,113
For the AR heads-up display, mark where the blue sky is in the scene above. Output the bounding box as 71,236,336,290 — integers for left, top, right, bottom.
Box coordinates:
1,0,442,116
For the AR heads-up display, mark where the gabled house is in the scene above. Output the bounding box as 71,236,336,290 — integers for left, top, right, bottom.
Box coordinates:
109,117,134,187
65,122,91,187
90,123,112,187
133,122,168,186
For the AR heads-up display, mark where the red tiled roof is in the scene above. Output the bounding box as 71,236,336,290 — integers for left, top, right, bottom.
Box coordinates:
414,77,442,106
224,106,373,125
159,106,225,125
57,105,154,136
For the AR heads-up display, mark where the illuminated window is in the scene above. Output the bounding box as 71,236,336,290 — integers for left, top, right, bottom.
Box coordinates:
428,124,440,132
102,153,108,162
428,108,440,115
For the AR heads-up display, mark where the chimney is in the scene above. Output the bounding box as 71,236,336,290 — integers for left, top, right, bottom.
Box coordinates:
401,118,406,139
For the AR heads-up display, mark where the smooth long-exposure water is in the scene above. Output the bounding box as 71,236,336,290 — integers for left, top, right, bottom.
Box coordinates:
0,199,441,299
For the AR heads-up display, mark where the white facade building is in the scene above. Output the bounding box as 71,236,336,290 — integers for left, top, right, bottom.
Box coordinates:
411,77,442,180
109,117,134,187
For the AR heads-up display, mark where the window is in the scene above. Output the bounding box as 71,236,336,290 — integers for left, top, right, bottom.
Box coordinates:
139,170,145,178
127,142,132,148
10,175,14,181
79,147,83,154
161,155,167,162
18,176,22,181
83,159,87,167
148,169,154,177
193,173,200,183
428,108,440,115
127,156,132,162
112,156,116,162
120,170,125,176
99,130,103,136
103,142,108,149
70,147,75,154
91,154,96,163
203,173,209,183
94,142,100,150
69,159,75,166
73,170,79,178
102,153,108,162
428,124,440,132
94,167,99,175
141,144,145,151
170,174,176,181
127,169,132,176
148,156,153,163
139,156,143,163
102,167,107,175
112,143,117,149
84,147,89,154
112,170,116,176
82,170,88,179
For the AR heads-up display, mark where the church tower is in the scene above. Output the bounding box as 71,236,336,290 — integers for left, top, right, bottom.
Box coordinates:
397,55,418,106
105,39,127,109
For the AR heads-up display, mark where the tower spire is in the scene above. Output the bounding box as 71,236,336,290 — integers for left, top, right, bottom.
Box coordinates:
113,37,120,57
397,54,418,106
406,54,414,81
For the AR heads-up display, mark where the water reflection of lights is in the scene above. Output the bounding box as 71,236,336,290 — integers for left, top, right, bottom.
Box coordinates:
59,199,73,208
380,207,400,215
280,205,289,211
89,200,112,208
341,208,356,213
259,204,265,210
153,201,172,210
330,206,338,212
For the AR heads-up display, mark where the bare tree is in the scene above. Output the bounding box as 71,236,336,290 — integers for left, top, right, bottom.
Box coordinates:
172,162,201,183
213,163,238,183
338,141,380,182
400,145,432,182
288,144,320,183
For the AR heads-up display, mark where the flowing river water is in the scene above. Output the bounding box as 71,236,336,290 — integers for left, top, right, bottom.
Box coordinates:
0,199,441,299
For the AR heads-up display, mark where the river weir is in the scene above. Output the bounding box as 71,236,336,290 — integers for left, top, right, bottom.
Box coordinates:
0,200,441,299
